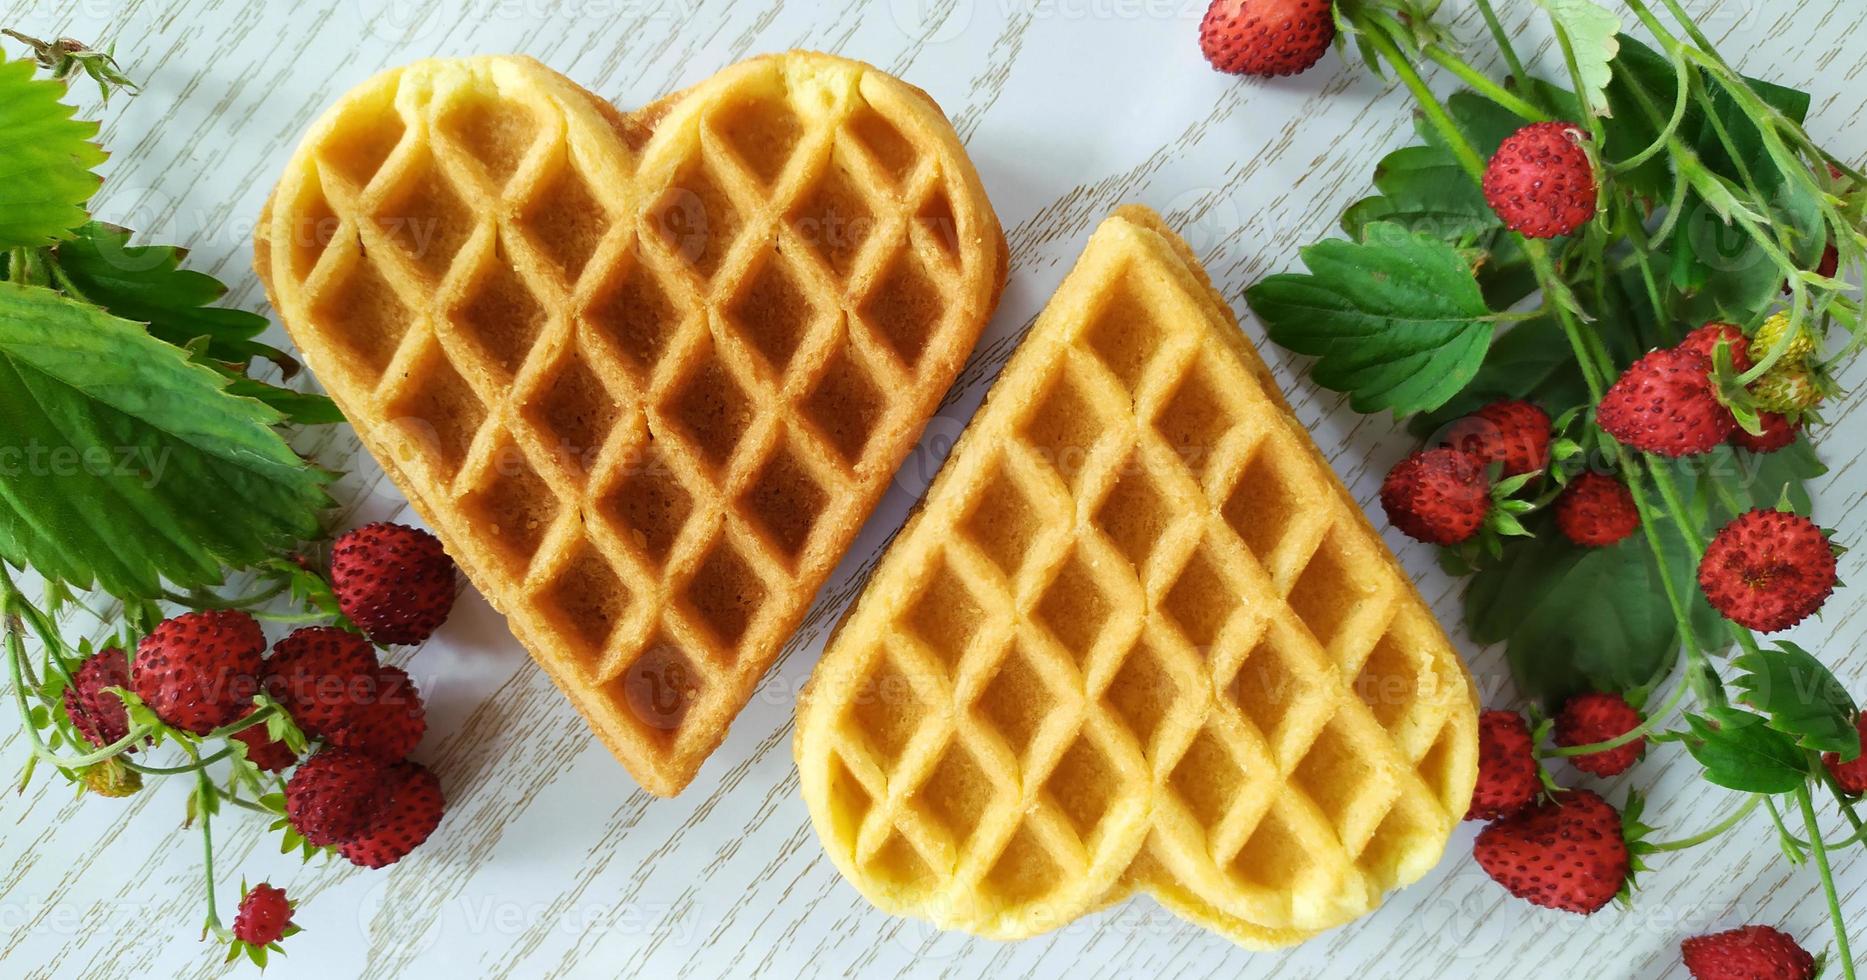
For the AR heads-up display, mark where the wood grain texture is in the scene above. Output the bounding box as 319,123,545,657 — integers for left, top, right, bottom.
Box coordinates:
0,1,1863,978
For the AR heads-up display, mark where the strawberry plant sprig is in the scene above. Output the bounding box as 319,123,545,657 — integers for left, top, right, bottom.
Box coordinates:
0,33,453,969
1223,0,1866,973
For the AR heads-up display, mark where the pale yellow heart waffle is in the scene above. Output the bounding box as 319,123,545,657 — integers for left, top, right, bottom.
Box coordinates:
256,53,1006,796
794,206,1477,946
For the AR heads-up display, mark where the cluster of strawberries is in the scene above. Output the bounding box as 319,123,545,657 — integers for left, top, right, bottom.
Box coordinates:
1467,691,1859,978
59,522,457,959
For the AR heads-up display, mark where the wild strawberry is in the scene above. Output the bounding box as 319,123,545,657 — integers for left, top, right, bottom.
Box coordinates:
1473,788,1629,914
1750,362,1824,415
1753,311,1817,363
1821,714,1867,794
1380,448,1490,545
1730,412,1800,454
230,711,299,773
78,758,141,798
130,610,265,735
1481,122,1598,238
1554,692,1645,776
331,523,457,645
341,760,444,869
1198,0,1336,78
326,665,427,761
1468,710,1540,821
1596,347,1735,456
1554,473,1639,548
1681,925,1816,980
1698,509,1837,632
232,883,296,947
284,748,389,847
1442,400,1551,478
1677,321,1753,373
63,647,132,748
262,626,377,738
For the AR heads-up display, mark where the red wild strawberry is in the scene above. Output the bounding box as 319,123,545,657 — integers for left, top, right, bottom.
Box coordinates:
1596,347,1736,456
284,748,390,847
1821,714,1867,794
230,710,299,773
1677,321,1753,373
1473,788,1629,914
263,626,378,738
1730,412,1800,454
341,760,445,869
1198,0,1336,78
331,523,458,645
63,647,132,748
326,664,427,761
1481,122,1598,238
232,883,295,947
1468,710,1540,821
130,610,265,735
1698,509,1838,632
1554,692,1645,776
1442,400,1551,478
1681,925,1816,980
1380,448,1490,545
1554,473,1639,548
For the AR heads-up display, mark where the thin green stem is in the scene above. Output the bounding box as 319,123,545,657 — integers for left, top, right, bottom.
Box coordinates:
1421,45,1547,121
1798,784,1855,980
1545,679,1689,758
1649,794,1762,851
1472,0,1530,92
1612,54,1694,175
119,748,233,776
1765,794,1807,863
186,740,223,936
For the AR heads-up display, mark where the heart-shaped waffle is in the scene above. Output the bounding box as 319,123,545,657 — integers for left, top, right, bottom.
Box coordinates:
795,207,1476,945
256,54,1006,795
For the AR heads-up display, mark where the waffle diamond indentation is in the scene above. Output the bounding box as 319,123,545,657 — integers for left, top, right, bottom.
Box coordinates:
846,104,921,182
1162,545,1241,651
596,446,693,567
436,95,542,189
1225,629,1317,753
740,439,827,561
960,463,1045,579
801,345,886,465
1019,369,1108,489
616,634,702,736
538,545,631,663
1169,726,1246,829
1104,641,1183,759
373,157,475,281
650,160,742,281
711,98,803,186
682,536,767,651
662,347,755,472
319,106,403,188
385,352,485,479
531,350,620,469
860,250,943,368
727,252,819,372
312,258,411,383
1154,363,1239,483
974,645,1058,763
1288,529,1379,654
1081,277,1161,392
452,248,547,376
461,447,559,571
903,560,986,673
919,743,994,850
1045,735,1120,843
848,655,925,767
519,162,611,282
1092,459,1175,571
788,159,877,277
583,252,684,376
1034,549,1112,663
1222,442,1301,563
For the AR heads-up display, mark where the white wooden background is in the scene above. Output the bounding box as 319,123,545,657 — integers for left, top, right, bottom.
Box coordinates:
2,1,1865,977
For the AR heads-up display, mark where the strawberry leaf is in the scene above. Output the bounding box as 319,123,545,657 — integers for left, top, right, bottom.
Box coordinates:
1245,223,1496,414
1732,642,1859,759
0,58,106,248
1535,0,1620,117
0,282,332,600
1342,145,1499,242
1681,709,1811,794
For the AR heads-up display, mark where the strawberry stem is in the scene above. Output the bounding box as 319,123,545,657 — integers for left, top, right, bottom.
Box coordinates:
1646,794,1761,851
1796,784,1855,979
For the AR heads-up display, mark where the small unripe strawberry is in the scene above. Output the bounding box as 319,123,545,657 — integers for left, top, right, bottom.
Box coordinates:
1753,311,1817,363
1750,362,1824,415
1482,122,1598,238
1198,0,1336,78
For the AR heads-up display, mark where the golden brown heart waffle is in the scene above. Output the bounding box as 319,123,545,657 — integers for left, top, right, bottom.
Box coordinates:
794,206,1476,945
256,53,1006,795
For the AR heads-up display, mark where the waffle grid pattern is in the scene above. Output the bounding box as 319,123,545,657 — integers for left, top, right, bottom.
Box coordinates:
259,55,1004,795
797,208,1476,945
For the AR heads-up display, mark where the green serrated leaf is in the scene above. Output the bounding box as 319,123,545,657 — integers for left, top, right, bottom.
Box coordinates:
1682,710,1811,793
1343,145,1498,242
0,282,333,600
1245,224,1496,414
1732,642,1859,758
0,59,107,247
1537,0,1620,117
